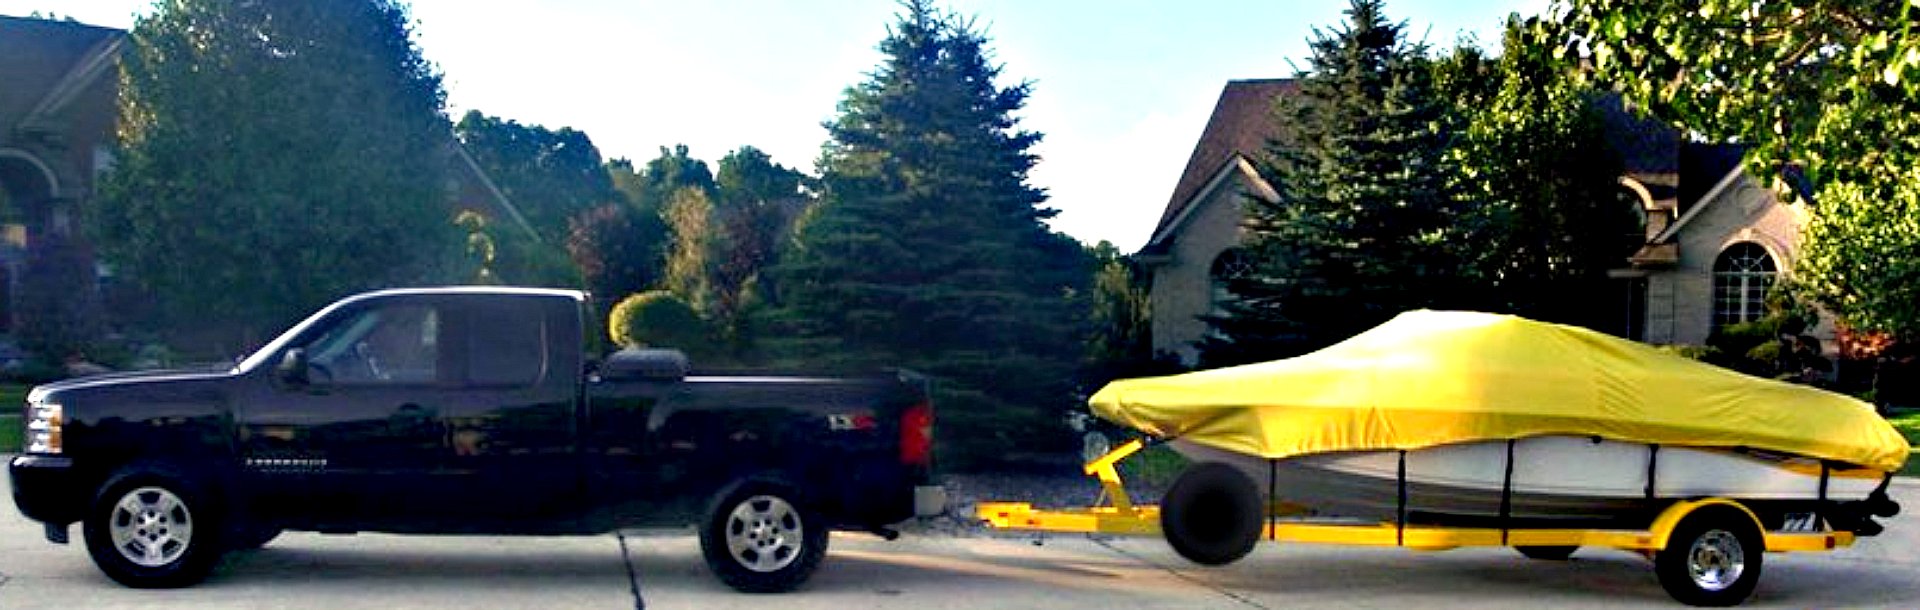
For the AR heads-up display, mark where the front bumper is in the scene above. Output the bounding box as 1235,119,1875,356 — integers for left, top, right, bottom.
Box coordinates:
10,454,84,526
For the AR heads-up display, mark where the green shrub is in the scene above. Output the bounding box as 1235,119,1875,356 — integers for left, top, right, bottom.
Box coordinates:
1657,344,1721,361
607,291,711,353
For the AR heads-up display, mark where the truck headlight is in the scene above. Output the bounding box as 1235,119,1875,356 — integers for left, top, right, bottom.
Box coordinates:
26,401,62,454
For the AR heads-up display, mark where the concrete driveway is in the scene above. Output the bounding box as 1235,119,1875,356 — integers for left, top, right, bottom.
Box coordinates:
4,462,1919,609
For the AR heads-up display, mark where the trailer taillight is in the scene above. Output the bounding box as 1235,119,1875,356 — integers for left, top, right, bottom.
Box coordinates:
900,401,933,467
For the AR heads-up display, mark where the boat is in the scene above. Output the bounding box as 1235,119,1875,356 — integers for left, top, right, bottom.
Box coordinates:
1091,311,1908,534
1173,436,1889,530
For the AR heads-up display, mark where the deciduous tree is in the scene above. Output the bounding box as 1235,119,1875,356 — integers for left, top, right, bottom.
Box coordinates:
96,0,458,348
1440,17,1638,330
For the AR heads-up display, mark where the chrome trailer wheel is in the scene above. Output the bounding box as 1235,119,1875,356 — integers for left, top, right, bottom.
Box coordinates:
1654,507,1763,607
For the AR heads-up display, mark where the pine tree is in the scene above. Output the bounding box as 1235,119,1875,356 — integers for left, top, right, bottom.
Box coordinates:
770,0,1088,467
1201,0,1463,367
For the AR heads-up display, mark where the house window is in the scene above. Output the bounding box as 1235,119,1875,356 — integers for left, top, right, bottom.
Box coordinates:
1210,248,1254,314
1712,242,1775,327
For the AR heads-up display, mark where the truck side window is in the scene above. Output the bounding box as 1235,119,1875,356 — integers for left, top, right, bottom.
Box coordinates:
467,298,547,387
304,304,441,385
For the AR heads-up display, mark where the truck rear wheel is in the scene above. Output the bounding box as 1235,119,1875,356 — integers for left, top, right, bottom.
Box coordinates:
82,465,224,588
699,483,828,593
1654,506,1763,606
1161,461,1263,566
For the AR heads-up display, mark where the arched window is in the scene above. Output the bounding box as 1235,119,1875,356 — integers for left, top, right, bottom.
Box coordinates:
1210,248,1254,314
1713,243,1776,327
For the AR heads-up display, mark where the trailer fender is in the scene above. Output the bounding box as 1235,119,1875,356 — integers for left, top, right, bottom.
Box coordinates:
1647,498,1759,551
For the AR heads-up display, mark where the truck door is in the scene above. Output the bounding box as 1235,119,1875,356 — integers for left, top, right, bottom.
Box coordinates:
238,296,455,524
435,294,583,519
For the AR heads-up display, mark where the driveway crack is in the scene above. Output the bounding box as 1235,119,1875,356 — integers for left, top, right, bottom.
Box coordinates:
1090,538,1268,609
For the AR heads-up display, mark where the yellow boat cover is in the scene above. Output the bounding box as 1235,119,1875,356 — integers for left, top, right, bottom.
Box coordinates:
1092,311,1910,472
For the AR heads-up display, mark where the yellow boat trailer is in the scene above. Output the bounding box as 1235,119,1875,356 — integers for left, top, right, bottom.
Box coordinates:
977,439,1857,606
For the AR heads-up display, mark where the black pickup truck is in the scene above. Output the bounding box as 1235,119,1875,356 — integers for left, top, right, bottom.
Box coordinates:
9,287,943,592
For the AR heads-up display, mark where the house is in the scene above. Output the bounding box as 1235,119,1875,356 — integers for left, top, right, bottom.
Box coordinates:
1138,79,1822,365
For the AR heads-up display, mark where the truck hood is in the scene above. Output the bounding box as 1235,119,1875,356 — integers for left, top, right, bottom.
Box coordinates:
28,367,237,403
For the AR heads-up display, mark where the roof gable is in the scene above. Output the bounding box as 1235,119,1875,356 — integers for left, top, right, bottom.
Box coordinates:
1148,79,1295,243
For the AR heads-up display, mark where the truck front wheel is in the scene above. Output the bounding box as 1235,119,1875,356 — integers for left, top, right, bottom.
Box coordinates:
699,483,829,593
82,465,224,588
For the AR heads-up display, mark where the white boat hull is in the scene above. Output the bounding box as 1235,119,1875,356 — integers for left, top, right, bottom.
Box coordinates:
1173,435,1887,527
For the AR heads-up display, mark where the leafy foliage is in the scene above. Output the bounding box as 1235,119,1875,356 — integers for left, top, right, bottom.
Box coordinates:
1081,242,1180,390
662,187,718,313
454,111,618,240
710,147,813,358
1202,0,1463,366
1437,17,1638,329
95,0,458,348
620,145,717,213
453,110,622,286
1554,0,1920,337
566,203,668,305
770,0,1090,468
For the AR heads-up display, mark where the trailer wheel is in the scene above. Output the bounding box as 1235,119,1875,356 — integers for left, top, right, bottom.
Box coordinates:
699,482,828,593
1515,545,1578,560
1655,507,1763,607
1161,462,1263,566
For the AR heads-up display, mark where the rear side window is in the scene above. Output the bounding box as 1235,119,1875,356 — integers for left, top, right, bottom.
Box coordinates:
467,297,548,387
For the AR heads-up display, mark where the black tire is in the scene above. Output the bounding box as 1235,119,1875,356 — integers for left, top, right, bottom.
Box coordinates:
1515,545,1579,561
82,465,225,588
699,482,829,593
1160,461,1263,566
1654,507,1764,607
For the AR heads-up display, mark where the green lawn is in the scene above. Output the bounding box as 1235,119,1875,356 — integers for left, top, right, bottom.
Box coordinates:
1891,412,1920,477
0,414,18,454
0,383,27,453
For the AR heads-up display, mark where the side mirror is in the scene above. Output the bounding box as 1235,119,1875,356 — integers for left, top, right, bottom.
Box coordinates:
277,348,310,385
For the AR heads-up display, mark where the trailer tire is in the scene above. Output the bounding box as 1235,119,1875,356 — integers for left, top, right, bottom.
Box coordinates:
1655,506,1763,607
1515,545,1578,560
1161,462,1263,566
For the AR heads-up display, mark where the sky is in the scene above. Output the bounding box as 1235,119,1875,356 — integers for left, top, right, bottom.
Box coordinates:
3,0,1548,251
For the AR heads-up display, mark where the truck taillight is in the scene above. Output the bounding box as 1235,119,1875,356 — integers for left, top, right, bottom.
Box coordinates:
900,401,933,467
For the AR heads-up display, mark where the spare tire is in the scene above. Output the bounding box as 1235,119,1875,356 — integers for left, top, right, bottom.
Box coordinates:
1160,461,1263,566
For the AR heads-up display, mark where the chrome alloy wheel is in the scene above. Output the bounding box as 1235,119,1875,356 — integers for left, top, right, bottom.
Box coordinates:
723,495,805,573
108,486,195,568
1686,529,1746,592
